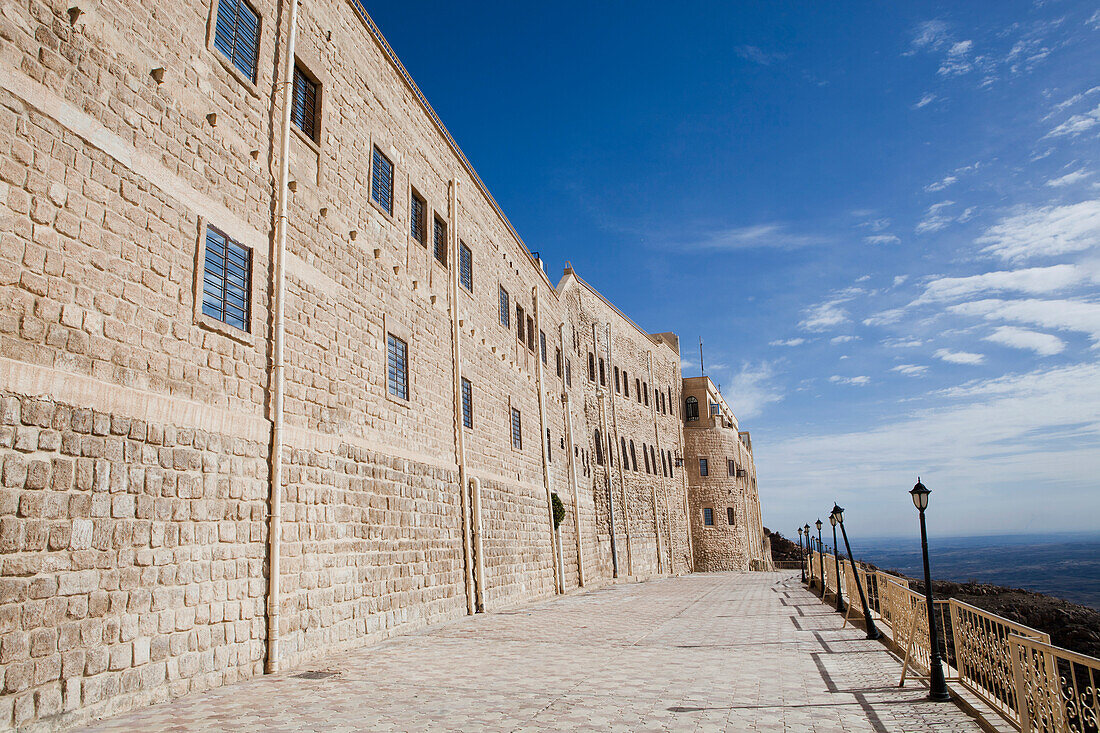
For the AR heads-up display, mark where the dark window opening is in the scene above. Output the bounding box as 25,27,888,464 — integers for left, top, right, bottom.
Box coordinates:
410,190,426,244
459,242,473,292
727,507,736,525
291,63,318,141
511,408,522,449
685,396,699,421
386,333,408,401
371,146,393,215
433,216,447,266
461,378,473,428
703,507,714,526
699,458,709,477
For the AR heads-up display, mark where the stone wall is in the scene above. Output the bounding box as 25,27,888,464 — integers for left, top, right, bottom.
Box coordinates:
0,0,721,728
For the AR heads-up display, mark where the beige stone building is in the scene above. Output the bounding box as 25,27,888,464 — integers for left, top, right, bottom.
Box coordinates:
682,377,768,572
0,0,766,728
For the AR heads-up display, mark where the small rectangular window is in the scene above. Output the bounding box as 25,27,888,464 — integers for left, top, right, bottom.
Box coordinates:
499,286,510,328
643,381,649,406
386,333,408,401
556,348,563,377
511,407,522,449
433,216,447,265
703,507,714,526
213,0,260,83
598,358,606,386
291,63,318,141
727,507,736,525
461,377,473,429
540,331,547,364
459,242,473,292
202,227,251,332
565,359,572,387
371,146,393,215
587,353,596,382
623,372,629,398
410,190,426,244
728,459,735,476
699,458,709,477
516,305,525,343
614,366,620,393
526,317,535,351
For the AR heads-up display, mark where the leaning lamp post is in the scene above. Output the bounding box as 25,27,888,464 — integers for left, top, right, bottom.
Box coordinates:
828,511,844,612
910,479,951,701
832,504,881,640
800,526,809,581
816,520,824,594
803,523,811,583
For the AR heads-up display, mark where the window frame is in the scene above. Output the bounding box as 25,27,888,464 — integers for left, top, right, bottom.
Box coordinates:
461,377,474,429
409,188,427,245
386,332,410,402
499,286,510,328
290,60,321,143
510,406,523,450
459,241,473,292
196,224,254,340
370,145,394,216
211,0,261,86
540,331,547,364
685,396,699,421
699,458,709,477
727,507,736,525
432,215,448,266
703,507,715,527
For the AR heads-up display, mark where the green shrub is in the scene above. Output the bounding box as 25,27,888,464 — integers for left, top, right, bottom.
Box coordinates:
551,493,565,529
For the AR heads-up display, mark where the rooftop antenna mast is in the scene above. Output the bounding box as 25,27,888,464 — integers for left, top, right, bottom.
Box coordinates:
699,337,704,377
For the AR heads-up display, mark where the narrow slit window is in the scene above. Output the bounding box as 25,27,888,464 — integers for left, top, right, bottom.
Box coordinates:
461,378,473,429
703,507,714,526
540,331,547,364
371,146,393,215
410,190,426,244
386,333,408,401
213,0,260,83
526,316,535,351
588,353,596,382
499,286,510,328
699,458,709,477
433,216,447,266
517,305,525,343
630,440,638,472
598,358,606,386
556,348,563,378
511,408,522,449
202,227,251,332
727,507,736,525
459,242,473,292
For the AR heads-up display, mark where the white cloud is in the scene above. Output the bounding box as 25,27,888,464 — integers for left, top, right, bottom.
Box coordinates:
1046,169,1092,188
1046,103,1100,138
829,375,871,386
883,337,923,348
830,335,858,344
938,39,976,77
913,265,1088,303
949,298,1100,344
862,307,906,327
736,45,786,66
976,200,1100,261
925,175,958,192
799,289,864,332
893,275,910,287
916,200,973,233
983,326,1065,356
1047,87,1100,119
759,364,1100,536
907,20,950,53
864,234,900,245
892,364,929,377
769,338,806,347
726,362,783,419
913,93,937,109
934,348,985,365
1088,10,1100,29
687,223,824,251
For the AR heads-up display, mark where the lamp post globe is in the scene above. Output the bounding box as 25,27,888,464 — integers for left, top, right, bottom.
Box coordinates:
911,478,950,701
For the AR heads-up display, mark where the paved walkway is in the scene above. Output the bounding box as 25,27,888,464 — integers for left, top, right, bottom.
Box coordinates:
78,573,982,732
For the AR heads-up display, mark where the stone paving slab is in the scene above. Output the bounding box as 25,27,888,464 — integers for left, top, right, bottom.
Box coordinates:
76,572,984,732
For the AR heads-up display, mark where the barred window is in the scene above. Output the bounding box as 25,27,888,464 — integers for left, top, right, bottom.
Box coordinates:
511,407,522,449
703,507,714,526
555,348,563,378
540,331,547,364
459,242,473,292
433,216,447,265
565,359,572,387
629,440,638,472
516,305,525,343
386,333,408,401
213,0,260,83
410,190,426,244
727,507,736,525
594,429,604,465
598,358,606,386
291,63,318,141
699,458,709,477
614,366,620,393
623,371,629,398
643,381,649,406
202,227,251,331
499,286,510,328
371,146,393,215
685,396,699,421
587,353,595,382
526,316,535,352
461,378,473,428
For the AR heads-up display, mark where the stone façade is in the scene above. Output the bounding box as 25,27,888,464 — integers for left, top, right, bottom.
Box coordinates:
0,0,766,728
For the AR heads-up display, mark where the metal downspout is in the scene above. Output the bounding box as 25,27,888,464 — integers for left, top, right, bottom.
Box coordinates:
533,286,561,594
266,0,298,675
604,322,633,577
446,179,476,615
559,324,585,587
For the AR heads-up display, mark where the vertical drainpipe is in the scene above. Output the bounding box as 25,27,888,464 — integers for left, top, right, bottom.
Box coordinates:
533,286,562,594
559,323,585,587
646,351,664,574
266,0,299,675
603,322,633,577
447,179,476,615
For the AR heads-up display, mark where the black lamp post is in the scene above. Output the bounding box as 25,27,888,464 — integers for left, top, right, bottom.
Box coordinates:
832,504,882,640
816,520,824,593
797,527,806,582
829,511,844,612
803,523,811,583
911,479,951,702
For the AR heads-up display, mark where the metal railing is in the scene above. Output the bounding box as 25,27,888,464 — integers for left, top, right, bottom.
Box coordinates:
795,550,1100,732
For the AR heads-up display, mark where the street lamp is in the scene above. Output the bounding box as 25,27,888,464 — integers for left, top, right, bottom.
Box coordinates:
828,510,844,612
803,523,811,584
816,519,824,594
831,504,882,640
797,527,806,582
910,479,951,701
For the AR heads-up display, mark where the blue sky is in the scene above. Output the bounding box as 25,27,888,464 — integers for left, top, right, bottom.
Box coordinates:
369,2,1100,538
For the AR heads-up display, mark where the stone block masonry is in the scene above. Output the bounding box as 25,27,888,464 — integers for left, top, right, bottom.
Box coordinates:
0,0,767,728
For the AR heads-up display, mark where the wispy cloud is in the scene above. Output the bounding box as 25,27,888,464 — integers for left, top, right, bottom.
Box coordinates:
799,289,863,332
735,45,787,66
976,200,1100,261
938,39,977,77
1046,102,1100,138
726,362,783,419
984,325,1065,356
913,93,938,109
916,200,975,233
684,223,825,251
934,348,985,365
949,298,1100,344
906,20,950,54
1046,168,1093,187
829,375,871,386
864,234,901,245
913,265,1089,304
769,338,806,347
925,175,958,192
830,335,858,344
892,364,929,377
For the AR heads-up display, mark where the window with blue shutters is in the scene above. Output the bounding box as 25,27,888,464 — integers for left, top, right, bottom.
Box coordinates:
371,146,393,215
202,227,251,332
213,0,260,83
